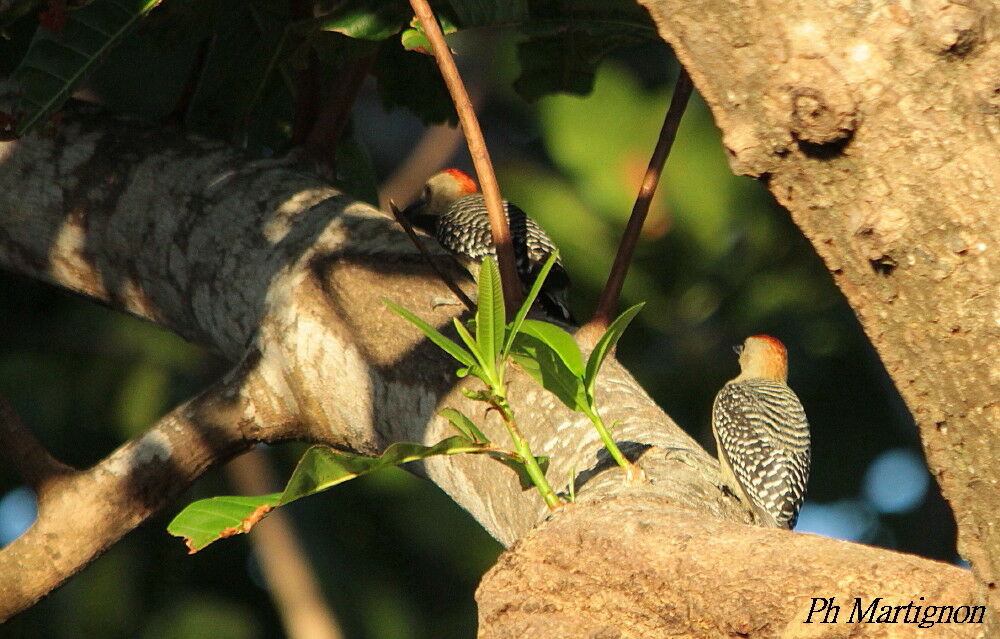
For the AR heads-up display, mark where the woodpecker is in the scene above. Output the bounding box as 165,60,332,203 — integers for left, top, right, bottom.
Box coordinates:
711,335,810,529
402,169,573,323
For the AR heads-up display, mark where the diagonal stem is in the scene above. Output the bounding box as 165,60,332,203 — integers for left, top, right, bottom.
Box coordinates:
585,68,693,335
389,201,476,312
407,0,522,317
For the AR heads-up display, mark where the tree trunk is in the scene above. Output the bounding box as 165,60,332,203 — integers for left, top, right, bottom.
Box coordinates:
0,0,995,628
636,0,1000,632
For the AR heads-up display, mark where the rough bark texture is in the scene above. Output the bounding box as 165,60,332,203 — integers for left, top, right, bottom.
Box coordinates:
1,1,995,624
479,496,979,638
0,102,747,618
636,0,1000,630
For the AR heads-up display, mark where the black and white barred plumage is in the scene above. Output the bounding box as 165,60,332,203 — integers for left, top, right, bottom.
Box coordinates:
404,170,574,323
712,378,810,528
711,335,811,529
436,194,572,322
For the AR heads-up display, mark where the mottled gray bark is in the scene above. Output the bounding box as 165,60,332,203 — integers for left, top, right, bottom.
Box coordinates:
637,0,1000,632
0,103,741,620
2,2,994,624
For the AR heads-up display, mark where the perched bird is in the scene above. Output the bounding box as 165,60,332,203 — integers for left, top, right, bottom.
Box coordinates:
402,169,574,323
711,335,811,529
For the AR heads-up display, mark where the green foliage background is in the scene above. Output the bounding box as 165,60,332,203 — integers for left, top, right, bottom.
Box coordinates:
0,1,955,637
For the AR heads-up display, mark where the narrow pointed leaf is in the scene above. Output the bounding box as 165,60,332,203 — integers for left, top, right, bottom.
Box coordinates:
475,257,505,367
503,252,558,357
584,302,645,397
385,299,475,368
439,408,488,443
517,319,584,376
453,318,492,382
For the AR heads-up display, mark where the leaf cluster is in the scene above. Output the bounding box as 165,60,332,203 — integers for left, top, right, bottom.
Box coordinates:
3,0,659,142
170,253,645,550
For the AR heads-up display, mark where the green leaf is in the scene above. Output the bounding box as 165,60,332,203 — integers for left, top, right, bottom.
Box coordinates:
439,408,488,443
488,452,550,491
503,252,559,357
584,302,645,397
317,1,409,40
169,437,481,552
166,494,282,554
399,13,457,52
12,0,162,136
510,333,588,412
475,257,505,368
510,2,658,102
384,299,475,368
517,319,584,376
452,318,483,364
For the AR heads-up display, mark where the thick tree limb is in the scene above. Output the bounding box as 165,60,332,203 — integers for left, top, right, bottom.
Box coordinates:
480,497,979,638
0,365,298,619
636,0,1000,630
0,104,744,618
0,86,986,632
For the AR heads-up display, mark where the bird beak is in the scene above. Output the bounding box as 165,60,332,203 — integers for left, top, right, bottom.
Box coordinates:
732,344,744,356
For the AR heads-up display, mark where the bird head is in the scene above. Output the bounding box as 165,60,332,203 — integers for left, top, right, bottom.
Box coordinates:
735,334,788,382
403,169,479,218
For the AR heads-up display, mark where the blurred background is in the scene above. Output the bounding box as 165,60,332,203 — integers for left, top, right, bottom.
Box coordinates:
0,2,956,638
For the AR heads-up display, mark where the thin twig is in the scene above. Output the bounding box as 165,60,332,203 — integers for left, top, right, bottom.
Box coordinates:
227,449,344,639
389,201,476,312
407,0,522,316
0,393,73,495
583,69,694,337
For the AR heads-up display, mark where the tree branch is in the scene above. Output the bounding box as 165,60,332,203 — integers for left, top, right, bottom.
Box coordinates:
0,361,300,620
407,0,522,315
0,393,73,495
480,497,980,638
637,0,1000,630
583,69,692,340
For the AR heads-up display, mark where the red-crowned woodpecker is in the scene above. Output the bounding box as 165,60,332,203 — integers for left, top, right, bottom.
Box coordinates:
402,169,574,323
711,335,810,529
